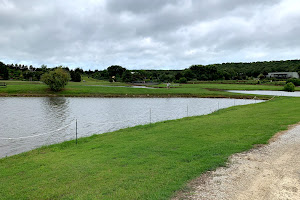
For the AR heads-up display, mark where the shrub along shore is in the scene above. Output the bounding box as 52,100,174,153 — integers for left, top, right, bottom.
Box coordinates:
0,97,299,199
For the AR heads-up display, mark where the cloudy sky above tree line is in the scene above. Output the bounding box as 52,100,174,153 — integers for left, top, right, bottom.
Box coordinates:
0,0,300,70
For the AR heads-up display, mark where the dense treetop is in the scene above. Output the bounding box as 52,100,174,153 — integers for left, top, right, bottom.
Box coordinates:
0,60,299,83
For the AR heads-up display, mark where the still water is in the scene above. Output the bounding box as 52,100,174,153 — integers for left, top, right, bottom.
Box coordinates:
0,97,264,158
228,90,300,97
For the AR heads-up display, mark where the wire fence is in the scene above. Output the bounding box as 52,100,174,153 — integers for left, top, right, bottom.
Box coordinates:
0,97,264,157
0,97,262,141
0,121,75,140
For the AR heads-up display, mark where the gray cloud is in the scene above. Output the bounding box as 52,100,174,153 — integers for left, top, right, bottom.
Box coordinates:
0,0,299,70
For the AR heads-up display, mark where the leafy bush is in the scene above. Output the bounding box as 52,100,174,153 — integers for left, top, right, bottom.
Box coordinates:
283,82,295,92
179,77,187,83
41,68,70,91
286,78,300,86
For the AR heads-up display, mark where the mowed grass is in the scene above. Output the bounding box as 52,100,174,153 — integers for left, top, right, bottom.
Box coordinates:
1,97,299,199
1,79,298,98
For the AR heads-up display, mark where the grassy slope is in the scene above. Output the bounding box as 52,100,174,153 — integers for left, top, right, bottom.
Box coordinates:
1,97,299,199
0,79,299,98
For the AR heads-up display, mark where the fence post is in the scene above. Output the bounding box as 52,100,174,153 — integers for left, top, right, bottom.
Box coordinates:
76,119,78,145
187,105,189,117
150,108,152,125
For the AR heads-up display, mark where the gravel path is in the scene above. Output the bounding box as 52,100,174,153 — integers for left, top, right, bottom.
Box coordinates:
173,123,300,200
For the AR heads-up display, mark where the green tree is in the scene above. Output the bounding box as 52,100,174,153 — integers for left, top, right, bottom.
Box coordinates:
70,70,81,82
41,68,70,91
0,62,9,80
183,69,195,81
175,72,183,80
283,82,295,92
107,65,126,77
122,70,133,82
179,77,187,83
286,78,300,86
40,64,48,73
257,73,265,80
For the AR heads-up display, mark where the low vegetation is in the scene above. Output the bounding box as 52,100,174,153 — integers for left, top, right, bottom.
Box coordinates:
1,97,300,199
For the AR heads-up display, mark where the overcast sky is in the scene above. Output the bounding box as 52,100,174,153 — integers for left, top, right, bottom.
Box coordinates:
1,0,300,70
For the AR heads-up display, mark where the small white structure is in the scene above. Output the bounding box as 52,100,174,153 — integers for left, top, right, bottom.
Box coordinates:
266,72,299,79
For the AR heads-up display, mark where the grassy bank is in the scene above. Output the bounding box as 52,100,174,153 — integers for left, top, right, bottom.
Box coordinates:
1,79,298,98
1,97,299,199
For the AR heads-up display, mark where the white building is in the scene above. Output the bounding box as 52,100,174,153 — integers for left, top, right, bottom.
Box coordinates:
266,72,299,79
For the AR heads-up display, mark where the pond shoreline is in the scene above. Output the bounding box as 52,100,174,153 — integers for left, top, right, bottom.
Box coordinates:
0,93,270,99
0,97,265,158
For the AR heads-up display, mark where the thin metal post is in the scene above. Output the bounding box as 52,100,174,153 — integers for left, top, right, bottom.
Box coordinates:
150,108,152,125
76,119,78,145
187,105,189,117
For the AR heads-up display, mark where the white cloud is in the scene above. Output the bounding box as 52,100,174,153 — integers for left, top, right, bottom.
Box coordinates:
0,0,299,70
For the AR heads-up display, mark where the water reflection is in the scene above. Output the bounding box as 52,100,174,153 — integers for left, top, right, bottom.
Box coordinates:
42,97,70,124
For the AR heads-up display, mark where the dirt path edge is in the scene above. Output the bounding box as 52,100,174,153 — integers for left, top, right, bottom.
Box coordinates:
172,122,300,200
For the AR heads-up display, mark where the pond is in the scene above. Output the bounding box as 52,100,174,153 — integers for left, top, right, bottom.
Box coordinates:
0,97,264,158
228,90,300,97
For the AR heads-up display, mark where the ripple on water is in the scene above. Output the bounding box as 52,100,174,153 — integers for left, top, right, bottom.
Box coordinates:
0,97,264,158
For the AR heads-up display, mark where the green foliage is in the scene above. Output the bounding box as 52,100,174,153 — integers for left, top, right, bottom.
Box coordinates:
41,68,70,91
175,72,183,80
70,70,81,82
283,82,295,92
107,65,126,77
286,78,300,86
0,62,9,80
179,77,187,83
2,59,300,83
189,65,223,81
74,72,81,82
122,70,133,82
40,64,48,73
183,69,196,81
257,73,265,79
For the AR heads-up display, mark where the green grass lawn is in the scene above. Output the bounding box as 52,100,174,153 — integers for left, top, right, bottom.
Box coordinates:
1,79,298,98
1,97,299,199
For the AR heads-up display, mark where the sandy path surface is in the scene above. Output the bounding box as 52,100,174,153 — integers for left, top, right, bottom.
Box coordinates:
173,123,300,200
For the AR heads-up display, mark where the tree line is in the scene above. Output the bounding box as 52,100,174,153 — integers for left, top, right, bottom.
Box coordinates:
1,60,300,83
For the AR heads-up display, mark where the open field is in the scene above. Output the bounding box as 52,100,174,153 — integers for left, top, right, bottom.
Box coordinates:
0,79,298,98
1,97,300,199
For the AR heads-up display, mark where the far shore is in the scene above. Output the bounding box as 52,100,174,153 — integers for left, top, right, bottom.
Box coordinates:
0,92,270,100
